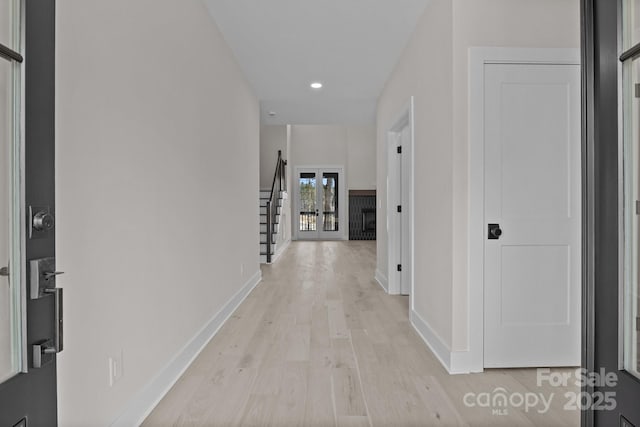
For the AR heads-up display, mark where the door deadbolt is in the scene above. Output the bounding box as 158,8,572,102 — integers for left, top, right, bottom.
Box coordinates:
488,223,502,239
29,206,55,238
33,210,54,231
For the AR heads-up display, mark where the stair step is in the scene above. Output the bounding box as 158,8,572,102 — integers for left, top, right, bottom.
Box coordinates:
260,190,283,198
260,206,281,215
260,223,280,233
260,243,277,252
259,199,282,207
260,215,281,223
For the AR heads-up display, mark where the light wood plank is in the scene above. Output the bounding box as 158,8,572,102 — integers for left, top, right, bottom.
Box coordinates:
144,241,578,427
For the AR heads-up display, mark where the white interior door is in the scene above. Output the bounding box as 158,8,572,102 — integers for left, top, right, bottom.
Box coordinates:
296,167,343,240
483,63,581,367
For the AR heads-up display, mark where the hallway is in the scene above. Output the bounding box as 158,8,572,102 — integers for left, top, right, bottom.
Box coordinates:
143,241,579,427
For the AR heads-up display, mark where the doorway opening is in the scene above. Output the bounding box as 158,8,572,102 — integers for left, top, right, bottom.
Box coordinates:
386,98,414,298
294,166,346,240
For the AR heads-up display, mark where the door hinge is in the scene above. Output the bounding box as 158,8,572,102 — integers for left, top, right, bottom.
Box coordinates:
397,264,402,272
636,200,640,215
397,205,402,213
637,316,640,331
397,146,402,154
636,84,640,98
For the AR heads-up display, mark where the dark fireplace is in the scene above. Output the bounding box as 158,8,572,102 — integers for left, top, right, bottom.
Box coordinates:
349,190,376,240
362,208,375,232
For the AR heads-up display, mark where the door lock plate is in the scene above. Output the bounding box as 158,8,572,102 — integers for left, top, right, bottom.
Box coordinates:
29,257,60,299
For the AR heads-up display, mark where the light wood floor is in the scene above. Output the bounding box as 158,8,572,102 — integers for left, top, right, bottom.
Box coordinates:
143,241,579,427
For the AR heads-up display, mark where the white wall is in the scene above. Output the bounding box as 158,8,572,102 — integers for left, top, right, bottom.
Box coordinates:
449,0,580,351
290,125,375,240
260,125,287,189
55,1,260,425
377,0,579,370
290,124,375,189
347,126,377,191
377,0,454,348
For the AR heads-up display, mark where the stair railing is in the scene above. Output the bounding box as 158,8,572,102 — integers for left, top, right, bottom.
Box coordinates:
266,150,287,263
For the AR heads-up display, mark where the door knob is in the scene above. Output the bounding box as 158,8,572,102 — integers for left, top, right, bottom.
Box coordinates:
488,223,502,239
0,266,8,277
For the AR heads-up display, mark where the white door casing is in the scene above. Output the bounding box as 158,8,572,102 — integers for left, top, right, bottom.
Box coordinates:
482,62,581,367
400,125,411,295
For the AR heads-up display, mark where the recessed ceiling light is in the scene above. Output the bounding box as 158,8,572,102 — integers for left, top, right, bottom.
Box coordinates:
310,82,323,89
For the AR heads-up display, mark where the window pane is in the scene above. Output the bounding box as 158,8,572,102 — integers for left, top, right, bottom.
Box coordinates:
0,0,22,384
322,173,338,232
623,0,640,50
623,56,640,381
299,173,316,231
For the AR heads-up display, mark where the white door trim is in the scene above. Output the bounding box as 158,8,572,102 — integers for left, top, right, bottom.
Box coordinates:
386,97,415,303
468,48,581,372
293,165,347,241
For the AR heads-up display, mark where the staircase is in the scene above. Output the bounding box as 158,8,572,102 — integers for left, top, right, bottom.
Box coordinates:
259,190,283,263
260,150,287,264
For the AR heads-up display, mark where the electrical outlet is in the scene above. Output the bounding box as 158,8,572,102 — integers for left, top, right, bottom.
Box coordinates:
108,351,124,387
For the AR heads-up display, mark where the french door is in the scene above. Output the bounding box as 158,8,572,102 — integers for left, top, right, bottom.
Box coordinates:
0,1,59,426
295,167,344,240
584,0,640,425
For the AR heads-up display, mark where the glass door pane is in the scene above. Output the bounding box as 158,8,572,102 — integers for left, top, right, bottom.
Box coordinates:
623,55,640,380
321,172,338,232
299,172,317,232
624,0,640,50
0,0,23,384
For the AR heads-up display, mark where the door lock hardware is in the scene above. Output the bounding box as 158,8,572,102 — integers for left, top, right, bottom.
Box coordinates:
0,266,8,277
44,271,64,280
29,206,55,238
488,223,502,239
44,287,63,352
33,210,54,231
29,258,64,356
32,339,56,369
30,257,63,299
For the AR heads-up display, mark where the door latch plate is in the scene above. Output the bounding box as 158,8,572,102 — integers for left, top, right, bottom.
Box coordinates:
32,339,55,369
30,257,57,299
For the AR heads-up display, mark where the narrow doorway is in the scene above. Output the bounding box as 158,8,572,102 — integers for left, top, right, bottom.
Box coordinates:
387,99,414,297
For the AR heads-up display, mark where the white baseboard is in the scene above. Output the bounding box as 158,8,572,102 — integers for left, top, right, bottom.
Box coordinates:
271,238,291,263
374,269,388,293
110,270,263,427
410,309,474,375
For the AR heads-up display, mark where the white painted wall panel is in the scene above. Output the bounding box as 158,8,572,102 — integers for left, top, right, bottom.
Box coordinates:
55,1,260,424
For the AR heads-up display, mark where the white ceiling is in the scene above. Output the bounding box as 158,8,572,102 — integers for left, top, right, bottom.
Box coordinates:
204,0,430,125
